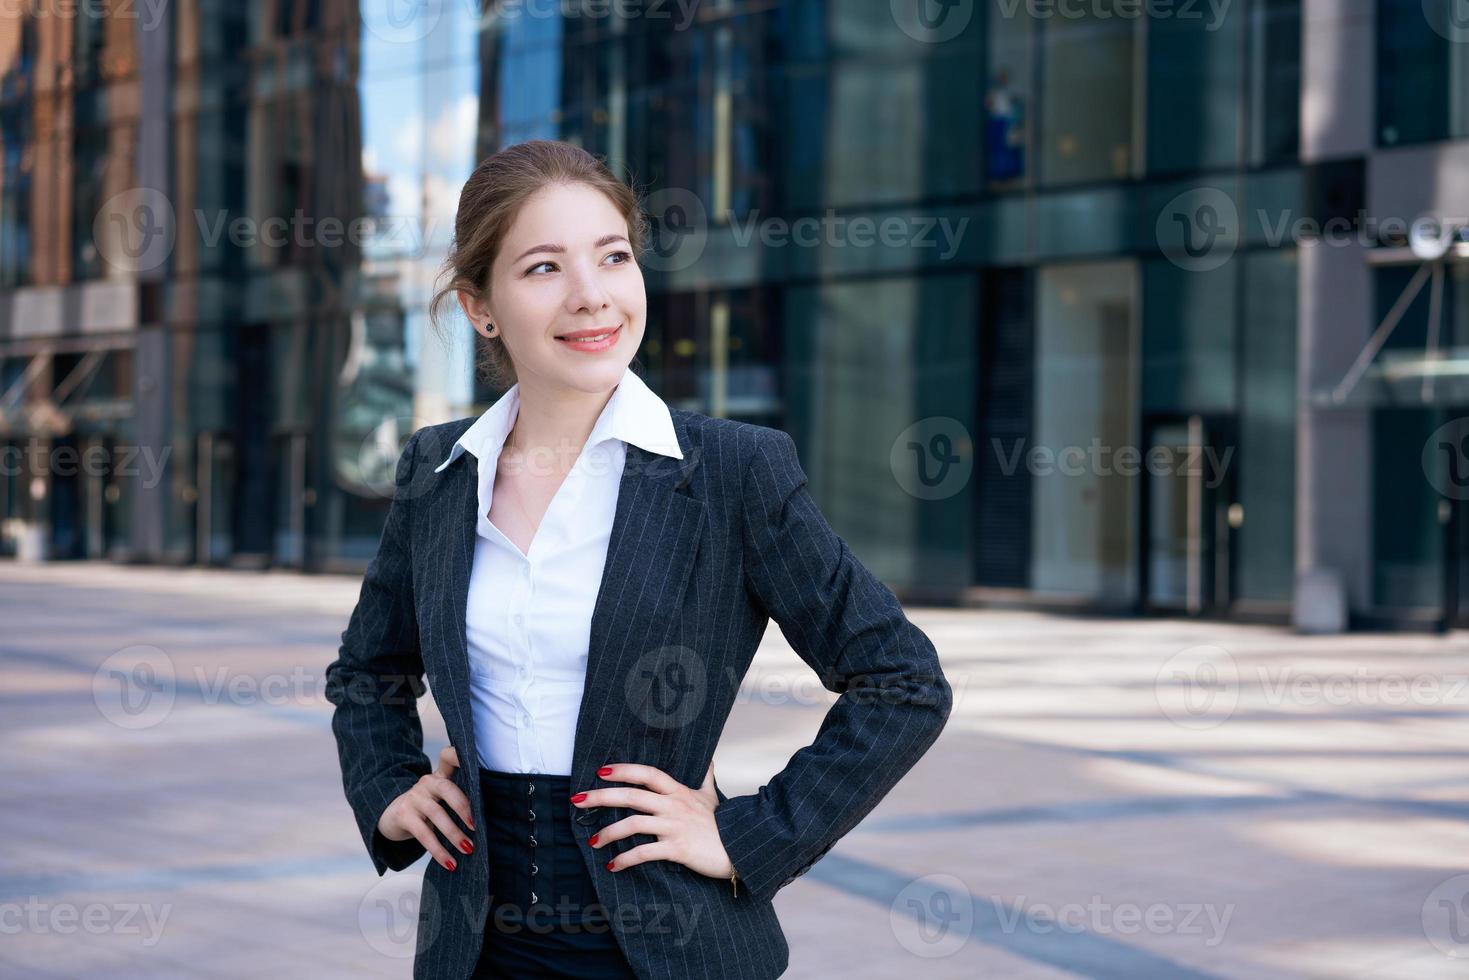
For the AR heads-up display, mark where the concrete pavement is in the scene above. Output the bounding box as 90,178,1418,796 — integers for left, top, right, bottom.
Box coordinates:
1,561,1466,978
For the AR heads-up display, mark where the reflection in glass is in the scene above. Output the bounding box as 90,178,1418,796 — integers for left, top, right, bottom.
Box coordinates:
1033,261,1138,600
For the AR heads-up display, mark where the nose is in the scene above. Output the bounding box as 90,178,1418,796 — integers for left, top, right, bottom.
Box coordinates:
562,258,613,316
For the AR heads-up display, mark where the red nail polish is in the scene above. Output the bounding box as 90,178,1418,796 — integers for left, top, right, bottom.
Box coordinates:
446,858,457,871
598,766,614,777
589,834,599,845
459,839,473,854
571,792,588,803
605,860,615,871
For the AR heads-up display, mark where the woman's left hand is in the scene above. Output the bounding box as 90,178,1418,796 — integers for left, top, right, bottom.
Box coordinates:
573,762,735,880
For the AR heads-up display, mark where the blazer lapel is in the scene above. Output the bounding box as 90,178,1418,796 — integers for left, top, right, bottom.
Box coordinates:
570,412,705,789
420,449,484,774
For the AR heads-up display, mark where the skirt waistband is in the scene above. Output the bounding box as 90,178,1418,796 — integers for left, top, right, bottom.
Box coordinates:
476,766,605,926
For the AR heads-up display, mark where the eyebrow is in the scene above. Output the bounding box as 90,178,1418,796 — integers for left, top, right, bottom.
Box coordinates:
512,234,630,264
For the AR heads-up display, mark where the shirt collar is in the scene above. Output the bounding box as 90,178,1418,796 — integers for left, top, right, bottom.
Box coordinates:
433,364,683,474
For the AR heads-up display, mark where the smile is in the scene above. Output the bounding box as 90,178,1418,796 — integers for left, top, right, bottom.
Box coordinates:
555,324,622,351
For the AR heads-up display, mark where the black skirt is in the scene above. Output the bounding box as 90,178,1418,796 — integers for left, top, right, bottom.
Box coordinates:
472,766,639,979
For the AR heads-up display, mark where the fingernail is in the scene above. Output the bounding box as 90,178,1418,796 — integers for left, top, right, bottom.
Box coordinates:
571,792,588,803
597,766,614,777
459,839,473,854
589,834,599,845
446,858,457,871
605,860,615,871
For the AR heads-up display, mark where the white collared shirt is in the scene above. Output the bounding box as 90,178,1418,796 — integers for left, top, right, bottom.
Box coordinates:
433,366,684,776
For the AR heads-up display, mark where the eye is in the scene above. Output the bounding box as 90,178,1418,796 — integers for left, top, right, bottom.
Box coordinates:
526,261,556,276
605,250,633,265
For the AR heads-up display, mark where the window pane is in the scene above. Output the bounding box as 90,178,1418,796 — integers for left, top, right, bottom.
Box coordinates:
1237,249,1297,602
1040,8,1136,185
1033,261,1138,600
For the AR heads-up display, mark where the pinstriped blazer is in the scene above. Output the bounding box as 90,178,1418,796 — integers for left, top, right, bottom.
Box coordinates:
325,405,954,980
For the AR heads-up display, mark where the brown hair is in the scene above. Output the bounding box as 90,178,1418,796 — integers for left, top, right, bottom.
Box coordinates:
427,140,650,389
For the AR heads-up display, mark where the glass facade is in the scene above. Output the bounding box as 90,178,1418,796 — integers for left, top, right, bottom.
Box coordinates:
1378,0,1469,146
2,1,1465,626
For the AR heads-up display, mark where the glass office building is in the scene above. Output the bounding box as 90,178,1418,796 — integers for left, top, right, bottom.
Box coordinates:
0,1,1465,631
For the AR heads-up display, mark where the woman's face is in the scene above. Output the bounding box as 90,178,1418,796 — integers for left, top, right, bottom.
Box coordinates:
471,181,646,395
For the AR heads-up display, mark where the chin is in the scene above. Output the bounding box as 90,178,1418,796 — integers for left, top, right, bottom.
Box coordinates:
548,355,634,393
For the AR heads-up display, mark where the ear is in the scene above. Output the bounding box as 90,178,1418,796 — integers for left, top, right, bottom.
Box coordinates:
457,288,496,339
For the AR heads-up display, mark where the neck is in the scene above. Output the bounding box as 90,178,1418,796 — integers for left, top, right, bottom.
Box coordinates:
505,375,619,469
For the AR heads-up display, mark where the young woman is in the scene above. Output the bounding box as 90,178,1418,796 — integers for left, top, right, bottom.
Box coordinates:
325,140,953,980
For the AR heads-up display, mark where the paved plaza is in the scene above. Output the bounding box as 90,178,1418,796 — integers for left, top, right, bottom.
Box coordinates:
1,561,1466,978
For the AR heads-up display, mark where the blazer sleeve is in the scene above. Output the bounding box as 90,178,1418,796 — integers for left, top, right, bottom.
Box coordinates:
324,428,434,876
713,427,954,903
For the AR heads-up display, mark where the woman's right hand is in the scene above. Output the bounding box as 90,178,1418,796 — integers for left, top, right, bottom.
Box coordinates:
376,745,476,871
